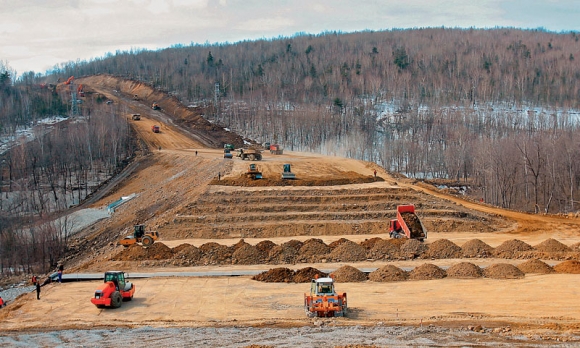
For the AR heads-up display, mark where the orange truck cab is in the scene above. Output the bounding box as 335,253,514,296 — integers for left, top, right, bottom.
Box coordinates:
91,271,135,309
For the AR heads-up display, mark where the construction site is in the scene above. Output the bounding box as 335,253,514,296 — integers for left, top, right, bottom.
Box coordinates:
2,75,580,347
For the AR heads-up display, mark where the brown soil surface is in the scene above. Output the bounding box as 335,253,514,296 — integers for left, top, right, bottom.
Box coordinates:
367,239,403,260
424,239,463,259
446,262,483,278
328,238,351,249
267,245,299,264
400,239,428,258
328,240,367,262
111,243,174,261
232,244,266,265
517,259,555,274
330,265,368,282
400,212,425,238
359,237,383,250
173,244,202,266
368,265,409,282
199,242,232,265
297,239,331,262
461,239,494,258
255,240,277,254
493,239,534,258
293,267,327,283
483,263,525,279
533,238,571,252
252,267,295,282
553,260,580,274
408,263,447,280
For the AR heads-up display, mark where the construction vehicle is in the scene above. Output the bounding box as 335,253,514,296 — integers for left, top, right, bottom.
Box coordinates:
131,114,141,120
224,149,233,159
304,276,347,317
118,224,159,247
77,84,85,97
133,94,140,101
270,144,283,155
64,76,74,85
90,271,135,309
224,144,235,151
281,163,296,179
236,148,263,161
152,102,160,110
247,163,262,179
389,204,427,241
151,125,160,133
263,142,271,150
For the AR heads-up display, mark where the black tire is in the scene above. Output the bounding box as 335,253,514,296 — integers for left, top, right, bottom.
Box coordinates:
142,236,154,246
111,291,122,308
96,304,105,309
249,154,256,161
256,154,262,160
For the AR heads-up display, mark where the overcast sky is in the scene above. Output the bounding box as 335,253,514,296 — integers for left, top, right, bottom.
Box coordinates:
1,0,579,76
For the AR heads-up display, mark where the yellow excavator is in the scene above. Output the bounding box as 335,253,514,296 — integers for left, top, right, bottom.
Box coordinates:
118,225,159,247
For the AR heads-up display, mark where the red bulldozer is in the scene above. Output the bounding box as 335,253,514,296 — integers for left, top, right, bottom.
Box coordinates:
90,271,135,309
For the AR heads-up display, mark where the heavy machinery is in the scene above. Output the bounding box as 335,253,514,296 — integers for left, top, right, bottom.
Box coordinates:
224,144,235,151
304,276,347,317
152,102,160,110
131,114,141,120
77,84,85,97
133,94,140,101
224,149,233,159
151,125,160,133
282,163,296,179
118,224,159,247
64,76,74,85
90,271,135,309
270,144,283,155
236,148,262,161
247,163,262,179
389,204,427,241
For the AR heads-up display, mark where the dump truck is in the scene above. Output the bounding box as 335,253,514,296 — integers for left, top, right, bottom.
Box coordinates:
90,271,135,309
236,148,262,161
131,114,141,120
389,204,427,241
118,224,159,247
304,276,347,317
281,163,295,179
151,125,160,133
247,163,262,179
270,144,283,155
152,102,160,110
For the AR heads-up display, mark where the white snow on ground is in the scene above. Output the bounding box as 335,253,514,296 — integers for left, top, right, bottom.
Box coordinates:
0,116,68,155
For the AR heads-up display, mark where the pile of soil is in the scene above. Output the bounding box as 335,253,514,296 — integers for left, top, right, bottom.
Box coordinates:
400,212,424,237
173,244,202,265
368,239,403,260
400,239,427,258
328,238,350,249
282,240,304,250
533,238,571,252
293,267,327,283
232,244,265,265
553,260,580,274
268,245,298,264
408,263,446,280
368,265,409,282
446,262,483,278
255,240,277,254
231,239,249,252
360,237,383,250
112,243,174,261
297,239,331,262
199,242,232,265
493,240,533,258
252,267,295,282
570,242,580,252
483,263,525,279
517,259,554,274
330,265,368,282
328,241,367,262
461,239,493,258
424,239,463,259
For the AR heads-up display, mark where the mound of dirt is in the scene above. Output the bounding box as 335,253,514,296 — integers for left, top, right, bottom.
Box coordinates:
570,242,580,252
255,240,277,254
461,239,493,258
213,174,383,187
533,238,571,252
368,265,409,282
446,262,483,278
493,240,533,258
268,245,298,264
483,263,525,279
199,242,232,265
231,239,249,251
297,239,331,262
232,244,265,265
282,240,304,251
517,259,555,274
360,237,383,250
400,212,424,237
173,244,202,265
252,267,295,282
330,265,368,282
328,238,351,249
400,239,427,258
424,239,463,259
293,267,327,283
328,241,367,262
113,242,174,261
367,239,405,260
553,260,580,274
408,263,446,280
